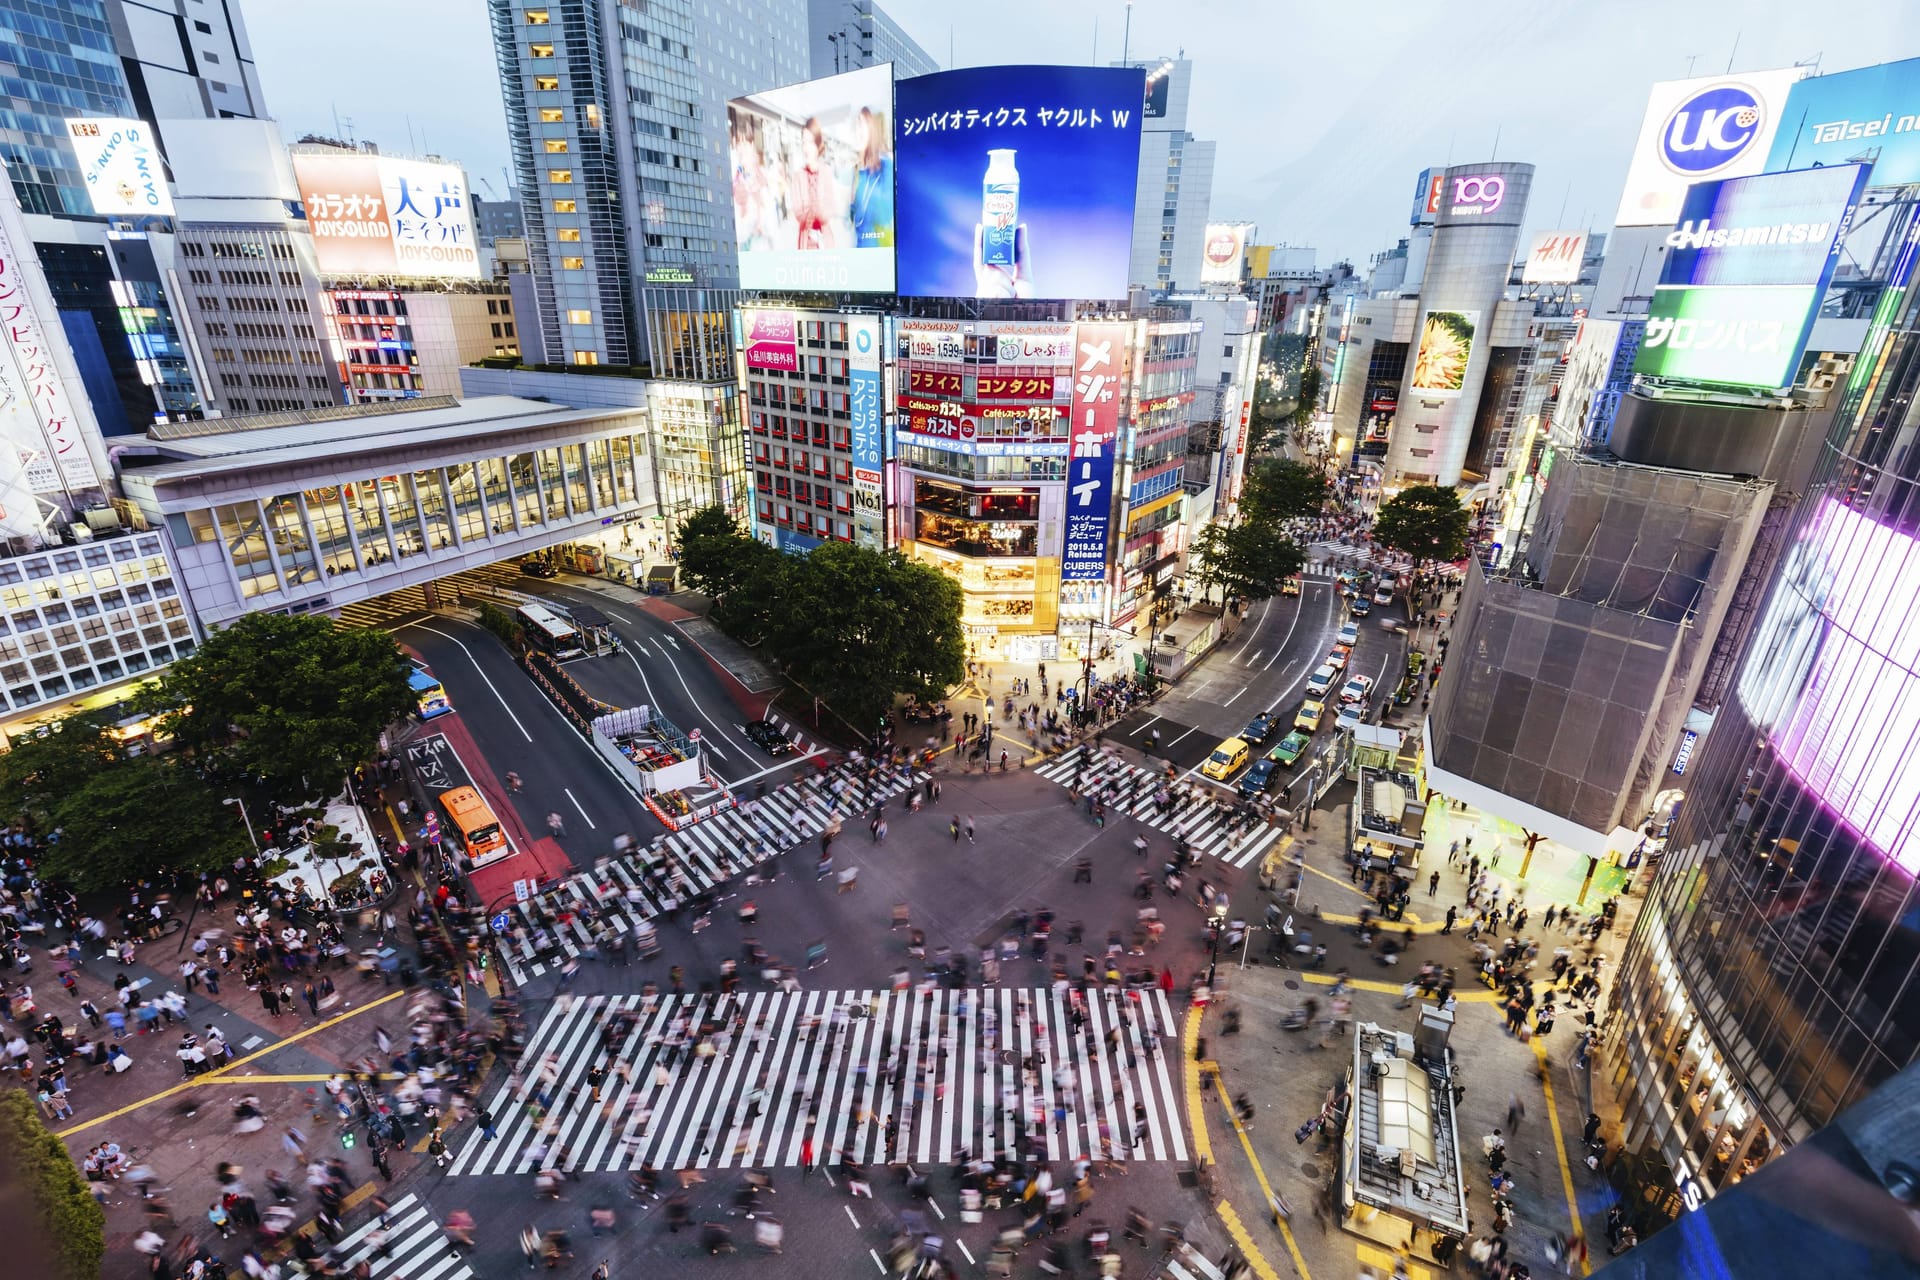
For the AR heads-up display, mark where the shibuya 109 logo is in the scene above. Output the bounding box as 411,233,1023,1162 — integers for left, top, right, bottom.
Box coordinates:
1662,83,1764,175
1450,174,1505,216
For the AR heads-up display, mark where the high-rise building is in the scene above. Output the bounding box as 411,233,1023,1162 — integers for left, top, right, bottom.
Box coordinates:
489,0,807,522
806,0,937,80
1117,59,1215,292
473,192,525,247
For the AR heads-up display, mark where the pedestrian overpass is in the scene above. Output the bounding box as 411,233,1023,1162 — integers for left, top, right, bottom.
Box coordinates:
115,395,658,629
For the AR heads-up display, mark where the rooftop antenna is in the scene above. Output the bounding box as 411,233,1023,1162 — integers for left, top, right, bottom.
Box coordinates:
1557,180,1570,227
1122,2,1133,65
1726,32,1742,74
406,115,418,156
1684,54,1701,77
1092,14,1099,65
1491,124,1501,162
948,25,954,67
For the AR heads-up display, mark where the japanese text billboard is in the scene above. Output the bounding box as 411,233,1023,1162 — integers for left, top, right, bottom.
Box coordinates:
1520,230,1588,284
848,315,884,545
728,65,896,293
65,118,173,216
894,66,1144,300
1200,223,1251,286
1765,58,1920,187
742,309,799,372
1061,322,1129,581
292,153,479,279
1409,310,1478,398
1635,164,1868,389
0,162,105,534
1613,69,1804,227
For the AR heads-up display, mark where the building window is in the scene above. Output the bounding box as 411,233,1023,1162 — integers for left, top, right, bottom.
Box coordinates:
573,351,600,366
525,7,550,21
548,169,572,184
567,309,592,325
552,199,577,213
529,42,554,57
544,139,569,154
557,228,581,242
561,257,584,270
535,75,559,90
540,107,564,123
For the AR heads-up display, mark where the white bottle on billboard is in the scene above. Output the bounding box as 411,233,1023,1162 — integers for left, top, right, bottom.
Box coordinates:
981,149,1019,269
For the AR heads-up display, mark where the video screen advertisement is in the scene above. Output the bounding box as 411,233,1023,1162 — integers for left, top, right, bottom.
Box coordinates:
1738,496,1920,876
1634,163,1870,390
1765,57,1920,187
728,64,896,293
1409,310,1478,397
894,66,1145,300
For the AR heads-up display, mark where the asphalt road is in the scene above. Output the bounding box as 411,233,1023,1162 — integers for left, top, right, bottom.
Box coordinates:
1110,555,1413,790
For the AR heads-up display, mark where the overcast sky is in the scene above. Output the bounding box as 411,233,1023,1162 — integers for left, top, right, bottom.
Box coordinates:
243,0,1920,267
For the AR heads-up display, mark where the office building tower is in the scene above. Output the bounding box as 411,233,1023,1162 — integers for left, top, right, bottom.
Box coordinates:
1118,59,1215,291
474,192,525,247
807,0,937,80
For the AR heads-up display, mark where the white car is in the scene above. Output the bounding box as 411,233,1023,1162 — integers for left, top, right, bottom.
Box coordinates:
1306,663,1339,697
1338,622,1360,647
1373,585,1395,606
1339,675,1375,705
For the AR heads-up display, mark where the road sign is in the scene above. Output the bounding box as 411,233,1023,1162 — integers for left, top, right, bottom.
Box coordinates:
513,878,532,903
490,912,511,934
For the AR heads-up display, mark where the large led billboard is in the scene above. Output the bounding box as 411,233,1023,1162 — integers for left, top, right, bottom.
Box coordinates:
1738,497,1920,875
1409,310,1478,398
1765,57,1920,187
65,118,173,216
1634,164,1869,389
1613,69,1804,227
894,66,1144,300
728,65,896,293
292,153,479,278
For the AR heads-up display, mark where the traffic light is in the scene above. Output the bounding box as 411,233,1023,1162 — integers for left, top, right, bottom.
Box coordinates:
340,1130,356,1150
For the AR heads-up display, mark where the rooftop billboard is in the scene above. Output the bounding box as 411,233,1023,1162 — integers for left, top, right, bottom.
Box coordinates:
292,153,479,279
1613,69,1805,228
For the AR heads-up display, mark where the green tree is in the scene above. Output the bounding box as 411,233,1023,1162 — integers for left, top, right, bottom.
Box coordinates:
1374,484,1472,565
1190,521,1305,606
1292,363,1322,433
0,711,122,832
768,542,964,735
710,536,794,645
151,612,412,804
1241,456,1329,523
35,754,248,893
674,504,752,601
0,1088,105,1280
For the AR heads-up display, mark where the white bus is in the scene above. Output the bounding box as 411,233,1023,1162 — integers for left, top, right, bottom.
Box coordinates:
516,601,584,659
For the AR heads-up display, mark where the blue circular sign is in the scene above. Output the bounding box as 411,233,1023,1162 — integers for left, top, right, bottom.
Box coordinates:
1661,84,1764,176
490,912,511,934
854,327,873,354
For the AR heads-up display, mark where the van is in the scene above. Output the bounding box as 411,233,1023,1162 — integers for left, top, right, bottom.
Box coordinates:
1306,663,1338,697
1201,737,1251,781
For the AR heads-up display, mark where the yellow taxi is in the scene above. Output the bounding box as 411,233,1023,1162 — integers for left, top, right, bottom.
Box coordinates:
1201,736,1251,780
1295,698,1329,732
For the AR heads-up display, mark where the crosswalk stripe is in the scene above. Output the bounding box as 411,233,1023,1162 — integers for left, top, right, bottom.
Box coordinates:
1166,1248,1228,1280
325,1193,474,1280
1031,747,1281,869
450,988,1188,1174
496,759,926,982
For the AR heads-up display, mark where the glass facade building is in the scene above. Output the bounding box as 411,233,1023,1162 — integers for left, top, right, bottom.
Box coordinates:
1606,269,1920,1212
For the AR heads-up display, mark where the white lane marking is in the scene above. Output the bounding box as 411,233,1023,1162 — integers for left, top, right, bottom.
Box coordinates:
1223,686,1247,705
1165,725,1202,747
563,786,597,830
1244,650,1265,668
1262,584,1310,671
395,621,533,742
1225,596,1273,661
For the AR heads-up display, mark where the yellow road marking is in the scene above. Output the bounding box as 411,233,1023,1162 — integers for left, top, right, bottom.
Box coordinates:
1182,1006,1213,1167
1534,1037,1592,1276
1357,1241,1429,1279
57,988,408,1139
1205,1065,1313,1278
1218,1198,1289,1280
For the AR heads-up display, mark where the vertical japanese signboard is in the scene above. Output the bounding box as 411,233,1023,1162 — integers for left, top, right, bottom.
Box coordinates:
848,314,884,547
1061,322,1127,581
0,161,104,539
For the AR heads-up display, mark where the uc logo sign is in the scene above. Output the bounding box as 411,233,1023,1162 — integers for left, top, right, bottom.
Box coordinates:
854,327,873,354
1661,84,1763,175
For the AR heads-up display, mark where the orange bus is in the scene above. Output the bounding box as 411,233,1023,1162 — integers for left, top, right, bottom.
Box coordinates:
437,786,510,866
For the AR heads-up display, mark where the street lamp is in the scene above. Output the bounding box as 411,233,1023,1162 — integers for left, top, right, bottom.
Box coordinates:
1205,901,1229,989
223,797,260,855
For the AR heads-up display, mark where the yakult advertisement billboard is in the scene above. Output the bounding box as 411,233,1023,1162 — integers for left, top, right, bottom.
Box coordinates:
894,66,1144,300
293,153,479,279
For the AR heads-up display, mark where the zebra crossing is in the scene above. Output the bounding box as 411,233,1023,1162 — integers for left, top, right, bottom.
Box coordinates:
1166,1248,1228,1280
1032,746,1286,870
449,986,1189,1177
324,1193,473,1280
496,758,925,983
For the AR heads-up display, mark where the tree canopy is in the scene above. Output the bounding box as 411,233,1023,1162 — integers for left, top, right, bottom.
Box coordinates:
672,506,966,737
1374,484,1472,565
1191,521,1306,606
0,1087,105,1280
1240,457,1329,524
147,612,413,805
